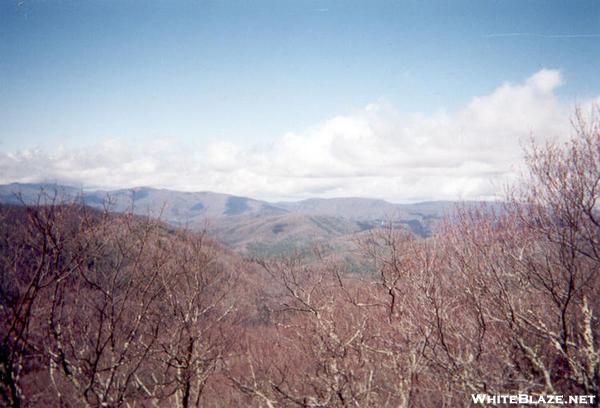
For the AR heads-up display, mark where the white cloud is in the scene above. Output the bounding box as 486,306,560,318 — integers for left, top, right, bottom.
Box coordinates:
0,69,596,202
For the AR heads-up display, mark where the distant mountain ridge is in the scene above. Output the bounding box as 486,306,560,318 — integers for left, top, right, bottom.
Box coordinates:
0,183,285,222
275,197,409,220
0,183,489,256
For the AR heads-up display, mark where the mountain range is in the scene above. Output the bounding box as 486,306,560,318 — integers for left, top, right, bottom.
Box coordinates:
0,183,484,257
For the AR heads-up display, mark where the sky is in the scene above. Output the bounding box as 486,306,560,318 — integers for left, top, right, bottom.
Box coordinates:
1,0,599,202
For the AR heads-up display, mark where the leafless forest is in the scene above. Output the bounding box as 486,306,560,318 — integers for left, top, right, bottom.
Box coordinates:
1,110,599,407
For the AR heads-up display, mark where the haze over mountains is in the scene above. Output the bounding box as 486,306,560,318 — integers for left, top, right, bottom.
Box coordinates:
0,183,482,256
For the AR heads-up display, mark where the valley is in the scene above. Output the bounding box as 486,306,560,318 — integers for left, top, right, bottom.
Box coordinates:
0,183,478,258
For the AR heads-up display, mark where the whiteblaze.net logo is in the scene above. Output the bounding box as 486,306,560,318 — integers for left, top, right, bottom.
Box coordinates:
471,394,597,405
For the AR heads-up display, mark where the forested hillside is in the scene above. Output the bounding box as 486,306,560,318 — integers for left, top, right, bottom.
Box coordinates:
1,112,599,407
0,183,468,257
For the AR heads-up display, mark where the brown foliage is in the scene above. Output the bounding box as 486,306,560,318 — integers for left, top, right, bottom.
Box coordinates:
0,200,239,407
1,107,599,407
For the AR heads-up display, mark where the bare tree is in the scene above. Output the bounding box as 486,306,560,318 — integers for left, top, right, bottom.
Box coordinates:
147,229,238,408
1,196,241,407
0,193,96,407
429,106,600,402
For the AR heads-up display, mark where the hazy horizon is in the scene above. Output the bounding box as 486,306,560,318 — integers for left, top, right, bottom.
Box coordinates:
2,180,495,205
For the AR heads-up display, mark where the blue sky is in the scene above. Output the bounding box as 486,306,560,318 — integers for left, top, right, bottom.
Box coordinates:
1,1,599,201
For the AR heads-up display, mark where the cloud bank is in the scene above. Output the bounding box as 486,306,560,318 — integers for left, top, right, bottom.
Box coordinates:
1,69,597,202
